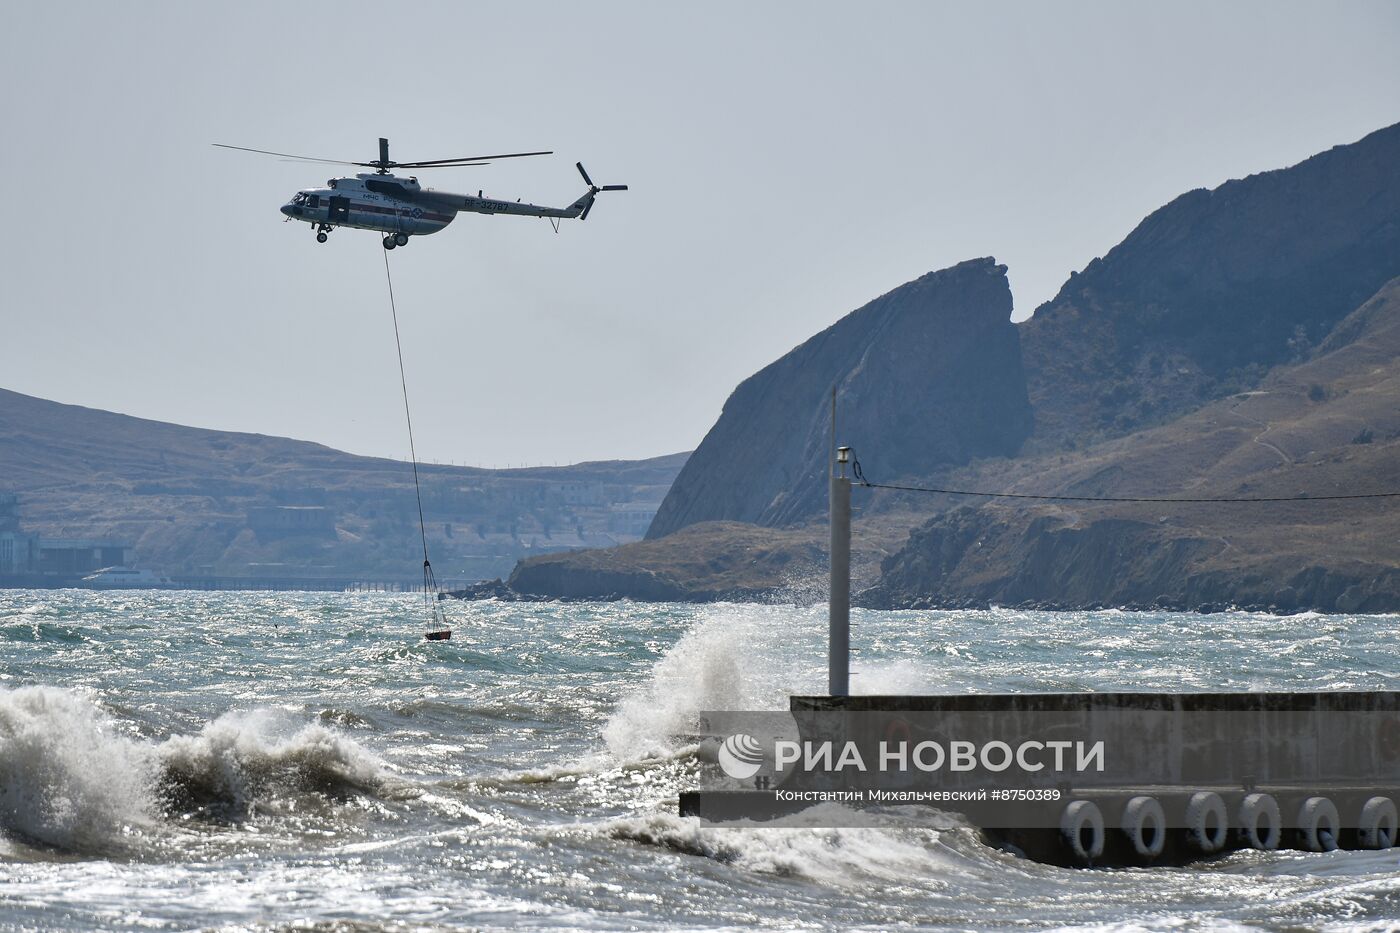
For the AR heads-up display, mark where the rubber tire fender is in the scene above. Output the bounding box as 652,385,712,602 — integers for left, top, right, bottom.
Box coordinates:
1297,796,1340,852
1184,791,1229,853
1121,795,1167,859
1238,793,1281,850
1060,799,1105,863
1358,796,1398,849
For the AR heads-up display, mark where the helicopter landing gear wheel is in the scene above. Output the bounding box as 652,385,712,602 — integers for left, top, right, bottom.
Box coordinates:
394,232,409,247
382,235,397,250
316,232,328,243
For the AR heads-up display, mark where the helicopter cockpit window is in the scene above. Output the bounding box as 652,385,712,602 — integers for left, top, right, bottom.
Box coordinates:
306,195,320,208
292,193,307,205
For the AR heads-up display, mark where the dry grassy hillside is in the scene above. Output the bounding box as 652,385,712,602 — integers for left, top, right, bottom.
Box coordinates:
0,390,684,582
505,277,1400,611
865,277,1400,611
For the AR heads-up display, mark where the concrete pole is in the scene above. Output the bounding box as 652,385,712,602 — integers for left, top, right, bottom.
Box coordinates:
829,446,851,697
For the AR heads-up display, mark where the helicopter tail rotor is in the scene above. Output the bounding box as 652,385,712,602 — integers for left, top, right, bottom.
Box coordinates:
575,162,628,220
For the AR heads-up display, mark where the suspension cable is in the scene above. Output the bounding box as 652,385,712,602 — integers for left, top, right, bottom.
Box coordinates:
382,249,448,634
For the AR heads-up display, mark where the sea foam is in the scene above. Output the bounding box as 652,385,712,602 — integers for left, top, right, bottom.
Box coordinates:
602,604,819,761
600,602,949,762
0,686,394,852
595,808,968,887
0,686,158,851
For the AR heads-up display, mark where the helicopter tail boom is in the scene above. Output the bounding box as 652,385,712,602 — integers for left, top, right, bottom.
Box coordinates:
565,191,595,219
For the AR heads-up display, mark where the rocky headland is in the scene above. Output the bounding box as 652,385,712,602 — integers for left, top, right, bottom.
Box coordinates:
491,122,1400,612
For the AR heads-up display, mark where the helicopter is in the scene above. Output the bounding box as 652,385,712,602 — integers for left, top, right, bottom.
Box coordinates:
214,137,628,248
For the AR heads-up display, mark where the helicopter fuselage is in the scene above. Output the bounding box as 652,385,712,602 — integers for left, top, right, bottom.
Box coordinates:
280,172,593,243
218,137,624,246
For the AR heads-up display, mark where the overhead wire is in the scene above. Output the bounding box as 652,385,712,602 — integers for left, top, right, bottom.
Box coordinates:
847,453,1400,504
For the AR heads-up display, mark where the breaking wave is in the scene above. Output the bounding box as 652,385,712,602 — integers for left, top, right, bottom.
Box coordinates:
0,686,397,853
600,603,949,761
0,686,158,852
591,809,975,886
158,708,405,816
601,604,819,760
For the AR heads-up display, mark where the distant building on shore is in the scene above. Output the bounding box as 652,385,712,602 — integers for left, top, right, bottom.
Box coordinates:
35,538,130,574
247,505,337,539
0,493,37,574
0,493,130,577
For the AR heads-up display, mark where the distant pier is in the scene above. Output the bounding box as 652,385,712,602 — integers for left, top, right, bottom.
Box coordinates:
0,573,452,592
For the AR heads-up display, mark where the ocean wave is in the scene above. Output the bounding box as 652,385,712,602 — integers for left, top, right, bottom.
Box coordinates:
315,707,376,730
592,808,969,886
157,708,410,818
446,744,702,791
0,686,159,852
0,620,89,644
388,697,524,723
599,604,955,765
602,604,822,761
0,686,402,853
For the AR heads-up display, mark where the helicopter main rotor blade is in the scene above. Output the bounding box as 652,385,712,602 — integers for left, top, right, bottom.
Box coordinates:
402,163,492,169
396,150,552,168
212,143,361,165
278,158,369,167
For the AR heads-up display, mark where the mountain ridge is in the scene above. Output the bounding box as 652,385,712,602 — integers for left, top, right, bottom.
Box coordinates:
1021,121,1400,448
864,274,1400,612
0,387,687,582
499,121,1400,612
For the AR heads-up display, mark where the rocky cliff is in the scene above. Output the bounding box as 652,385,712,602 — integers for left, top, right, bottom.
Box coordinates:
863,275,1400,613
1021,122,1400,448
646,258,1032,537
493,122,1400,613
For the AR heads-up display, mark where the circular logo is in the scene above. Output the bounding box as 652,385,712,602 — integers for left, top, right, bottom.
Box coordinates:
718,733,765,780
411,207,424,218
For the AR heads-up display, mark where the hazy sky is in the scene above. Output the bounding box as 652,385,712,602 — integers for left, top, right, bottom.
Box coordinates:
2,2,1396,467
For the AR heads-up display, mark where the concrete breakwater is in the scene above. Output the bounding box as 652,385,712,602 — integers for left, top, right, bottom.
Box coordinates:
682,691,1400,868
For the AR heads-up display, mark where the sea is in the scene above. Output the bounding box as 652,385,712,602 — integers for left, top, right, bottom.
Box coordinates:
3,589,1400,932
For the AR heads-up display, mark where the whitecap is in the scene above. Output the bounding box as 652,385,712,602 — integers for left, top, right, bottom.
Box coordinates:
0,686,404,854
